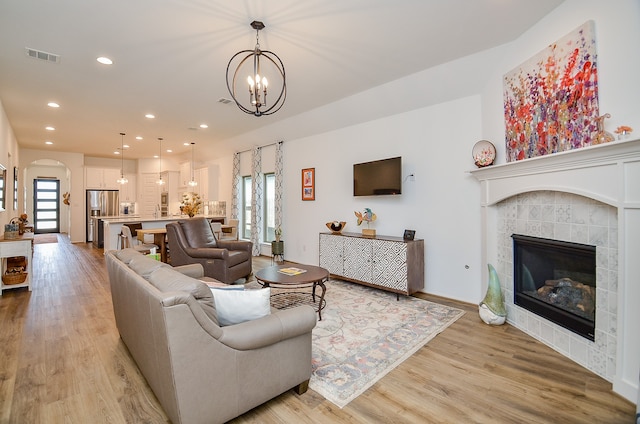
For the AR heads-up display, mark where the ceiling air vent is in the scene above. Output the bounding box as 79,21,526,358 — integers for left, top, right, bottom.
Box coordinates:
25,47,61,64
217,98,233,105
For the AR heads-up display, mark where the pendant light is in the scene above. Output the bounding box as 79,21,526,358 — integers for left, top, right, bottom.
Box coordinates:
188,142,197,187
156,137,165,186
116,132,128,185
226,20,286,117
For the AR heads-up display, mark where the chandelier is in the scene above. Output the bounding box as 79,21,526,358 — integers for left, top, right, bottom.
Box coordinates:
188,142,197,187
116,132,128,185
156,137,165,186
226,20,286,117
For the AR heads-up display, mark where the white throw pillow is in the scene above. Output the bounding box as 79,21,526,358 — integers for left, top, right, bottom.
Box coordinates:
211,288,271,326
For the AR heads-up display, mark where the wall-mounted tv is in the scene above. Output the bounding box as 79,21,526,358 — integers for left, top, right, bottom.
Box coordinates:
353,156,402,196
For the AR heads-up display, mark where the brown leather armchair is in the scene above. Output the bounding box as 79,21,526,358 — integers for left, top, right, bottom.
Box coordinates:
166,218,252,284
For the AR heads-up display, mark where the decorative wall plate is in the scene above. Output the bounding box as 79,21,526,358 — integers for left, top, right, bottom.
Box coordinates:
472,140,496,167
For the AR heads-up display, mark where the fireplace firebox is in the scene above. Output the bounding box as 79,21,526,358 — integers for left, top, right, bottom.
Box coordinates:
512,234,596,341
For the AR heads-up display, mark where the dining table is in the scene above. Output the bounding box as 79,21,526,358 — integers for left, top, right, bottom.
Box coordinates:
137,227,168,262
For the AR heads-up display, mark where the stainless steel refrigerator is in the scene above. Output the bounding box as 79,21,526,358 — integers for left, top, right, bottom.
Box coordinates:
86,190,119,246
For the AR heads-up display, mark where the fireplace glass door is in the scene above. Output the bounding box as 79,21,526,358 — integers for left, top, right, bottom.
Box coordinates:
512,234,596,341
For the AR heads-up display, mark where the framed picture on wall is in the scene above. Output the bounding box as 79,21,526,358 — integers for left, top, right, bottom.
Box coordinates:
301,168,315,201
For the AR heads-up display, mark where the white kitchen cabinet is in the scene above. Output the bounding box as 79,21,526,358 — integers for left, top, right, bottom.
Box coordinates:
85,167,121,189
319,232,424,296
179,162,192,188
161,171,180,215
119,174,137,201
195,167,208,200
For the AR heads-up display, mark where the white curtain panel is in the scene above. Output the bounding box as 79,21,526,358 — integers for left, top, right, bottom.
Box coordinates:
274,141,284,231
251,147,262,256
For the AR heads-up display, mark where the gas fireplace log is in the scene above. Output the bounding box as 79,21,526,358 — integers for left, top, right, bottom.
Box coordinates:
534,278,595,317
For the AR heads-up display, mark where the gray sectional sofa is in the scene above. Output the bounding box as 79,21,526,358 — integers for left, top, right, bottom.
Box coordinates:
105,248,317,424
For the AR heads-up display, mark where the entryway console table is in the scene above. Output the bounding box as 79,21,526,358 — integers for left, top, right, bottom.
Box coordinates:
0,232,34,295
319,232,424,298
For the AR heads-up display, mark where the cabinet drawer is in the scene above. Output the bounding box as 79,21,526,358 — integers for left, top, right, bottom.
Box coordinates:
0,241,30,257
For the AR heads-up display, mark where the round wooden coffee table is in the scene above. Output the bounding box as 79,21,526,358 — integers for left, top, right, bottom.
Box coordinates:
255,264,329,320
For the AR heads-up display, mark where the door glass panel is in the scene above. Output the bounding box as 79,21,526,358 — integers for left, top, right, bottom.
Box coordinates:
38,191,57,199
36,201,57,209
38,221,57,229
38,180,58,190
37,211,57,219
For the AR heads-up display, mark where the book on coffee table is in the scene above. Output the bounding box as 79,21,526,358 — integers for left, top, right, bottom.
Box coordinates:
278,267,307,276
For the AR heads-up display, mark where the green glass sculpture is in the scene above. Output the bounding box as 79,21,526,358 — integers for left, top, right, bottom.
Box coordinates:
478,263,507,325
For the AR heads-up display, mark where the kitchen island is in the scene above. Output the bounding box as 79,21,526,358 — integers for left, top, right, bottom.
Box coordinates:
101,215,225,252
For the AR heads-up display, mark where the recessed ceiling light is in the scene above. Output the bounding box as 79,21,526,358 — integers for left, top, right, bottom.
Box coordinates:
114,151,120,155
97,56,113,65
145,114,155,119
47,102,60,108
199,124,208,129
166,149,173,153
183,142,190,146
45,141,53,145
135,136,143,140
153,155,159,159
123,144,130,149
45,126,55,131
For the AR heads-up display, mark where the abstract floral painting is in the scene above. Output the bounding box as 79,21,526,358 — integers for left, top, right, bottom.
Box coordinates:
503,21,599,162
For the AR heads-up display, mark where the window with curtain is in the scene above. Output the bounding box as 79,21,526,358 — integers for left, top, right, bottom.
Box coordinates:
241,173,276,242
242,175,251,239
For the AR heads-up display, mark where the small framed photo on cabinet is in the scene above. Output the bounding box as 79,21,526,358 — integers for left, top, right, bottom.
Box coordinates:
403,229,415,240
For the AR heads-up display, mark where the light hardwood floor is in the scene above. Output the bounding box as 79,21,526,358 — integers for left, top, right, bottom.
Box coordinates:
0,235,634,423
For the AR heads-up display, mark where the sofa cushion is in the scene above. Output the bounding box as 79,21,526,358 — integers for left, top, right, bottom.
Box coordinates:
128,255,168,279
211,288,271,326
115,248,143,264
147,267,218,324
179,218,217,248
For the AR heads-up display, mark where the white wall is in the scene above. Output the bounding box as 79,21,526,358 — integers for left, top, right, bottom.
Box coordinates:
20,149,85,242
212,0,639,304
0,99,21,229
481,0,640,163
281,97,483,301
25,164,71,235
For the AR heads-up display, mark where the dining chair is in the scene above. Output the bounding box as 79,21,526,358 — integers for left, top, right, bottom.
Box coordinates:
210,221,223,240
120,225,158,254
220,219,239,240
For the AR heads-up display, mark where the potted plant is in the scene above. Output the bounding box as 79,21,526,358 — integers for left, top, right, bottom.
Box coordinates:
274,226,282,242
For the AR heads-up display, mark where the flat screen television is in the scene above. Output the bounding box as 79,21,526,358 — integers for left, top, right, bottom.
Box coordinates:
353,156,402,196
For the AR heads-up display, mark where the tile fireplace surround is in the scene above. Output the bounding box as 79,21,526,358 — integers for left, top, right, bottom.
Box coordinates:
471,138,639,403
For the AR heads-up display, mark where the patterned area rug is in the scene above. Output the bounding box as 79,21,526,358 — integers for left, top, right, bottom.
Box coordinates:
309,280,464,408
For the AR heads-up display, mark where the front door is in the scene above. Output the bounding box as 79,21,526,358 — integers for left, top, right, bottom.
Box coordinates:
33,178,60,233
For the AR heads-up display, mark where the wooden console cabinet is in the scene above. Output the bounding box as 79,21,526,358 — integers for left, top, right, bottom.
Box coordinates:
319,232,424,296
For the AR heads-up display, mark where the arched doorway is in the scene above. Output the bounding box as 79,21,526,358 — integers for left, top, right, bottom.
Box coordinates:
24,159,71,236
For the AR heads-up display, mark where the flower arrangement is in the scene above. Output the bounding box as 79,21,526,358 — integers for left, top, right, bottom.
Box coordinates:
180,193,202,218
614,125,633,137
11,214,29,225
10,214,29,235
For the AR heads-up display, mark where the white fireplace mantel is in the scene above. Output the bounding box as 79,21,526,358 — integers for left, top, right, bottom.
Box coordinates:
470,138,640,403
